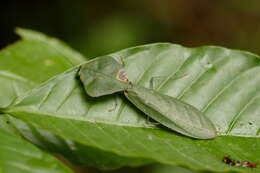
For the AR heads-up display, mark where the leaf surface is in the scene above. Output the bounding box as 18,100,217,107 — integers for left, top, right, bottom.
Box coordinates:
5,43,260,172
0,29,150,169
0,128,72,173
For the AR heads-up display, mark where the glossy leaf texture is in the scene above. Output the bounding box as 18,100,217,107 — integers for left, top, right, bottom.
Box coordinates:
4,43,260,172
0,128,73,173
0,28,151,169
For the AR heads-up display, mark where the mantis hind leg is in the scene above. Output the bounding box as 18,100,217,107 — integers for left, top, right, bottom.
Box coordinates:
146,116,160,126
149,76,167,90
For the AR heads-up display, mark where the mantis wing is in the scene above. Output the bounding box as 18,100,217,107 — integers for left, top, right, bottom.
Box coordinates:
125,85,217,139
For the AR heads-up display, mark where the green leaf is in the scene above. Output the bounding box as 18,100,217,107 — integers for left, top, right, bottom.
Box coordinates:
0,29,150,169
0,128,73,173
0,28,85,84
0,71,33,108
0,27,86,108
16,28,85,66
5,43,260,172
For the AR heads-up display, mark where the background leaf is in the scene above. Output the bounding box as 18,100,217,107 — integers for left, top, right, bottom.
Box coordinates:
16,28,85,66
0,28,85,84
5,43,260,172
0,128,73,173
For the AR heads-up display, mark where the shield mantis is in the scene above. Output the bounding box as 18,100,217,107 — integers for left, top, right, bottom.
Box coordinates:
79,56,217,139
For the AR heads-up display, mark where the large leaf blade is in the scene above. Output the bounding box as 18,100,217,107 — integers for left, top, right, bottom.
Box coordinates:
5,43,260,172
6,107,260,173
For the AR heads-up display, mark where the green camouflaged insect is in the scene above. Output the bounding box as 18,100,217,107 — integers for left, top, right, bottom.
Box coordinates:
79,56,217,139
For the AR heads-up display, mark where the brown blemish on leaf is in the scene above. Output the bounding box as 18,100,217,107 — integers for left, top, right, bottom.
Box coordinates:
223,156,257,168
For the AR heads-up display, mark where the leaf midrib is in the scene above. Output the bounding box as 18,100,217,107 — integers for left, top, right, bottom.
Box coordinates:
6,108,157,129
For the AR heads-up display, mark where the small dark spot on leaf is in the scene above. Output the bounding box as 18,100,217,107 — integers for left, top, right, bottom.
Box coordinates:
249,122,253,125
241,162,258,168
222,156,257,168
223,156,233,165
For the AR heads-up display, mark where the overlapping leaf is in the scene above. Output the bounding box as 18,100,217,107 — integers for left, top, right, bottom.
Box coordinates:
0,128,72,173
4,43,260,172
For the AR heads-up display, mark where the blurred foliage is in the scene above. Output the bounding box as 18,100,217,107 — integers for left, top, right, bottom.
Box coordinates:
1,0,260,172
2,0,260,59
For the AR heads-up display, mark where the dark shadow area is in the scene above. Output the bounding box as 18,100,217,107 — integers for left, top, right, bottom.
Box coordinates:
2,0,260,57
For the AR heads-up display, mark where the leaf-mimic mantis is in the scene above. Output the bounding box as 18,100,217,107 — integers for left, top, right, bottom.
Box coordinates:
79,56,217,139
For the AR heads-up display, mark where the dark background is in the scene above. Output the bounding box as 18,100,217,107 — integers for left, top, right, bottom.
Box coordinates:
1,1,260,172
2,0,260,59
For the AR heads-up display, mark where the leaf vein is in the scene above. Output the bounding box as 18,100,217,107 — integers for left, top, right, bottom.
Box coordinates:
226,93,259,134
